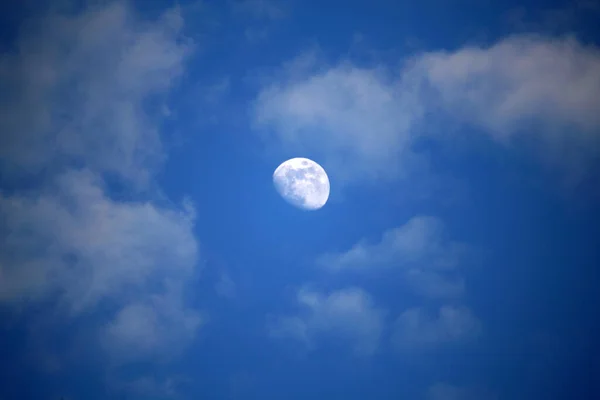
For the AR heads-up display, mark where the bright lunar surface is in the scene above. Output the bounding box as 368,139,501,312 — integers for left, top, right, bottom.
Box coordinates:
273,158,330,210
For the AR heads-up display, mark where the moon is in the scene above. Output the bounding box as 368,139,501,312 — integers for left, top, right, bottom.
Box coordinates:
273,157,330,210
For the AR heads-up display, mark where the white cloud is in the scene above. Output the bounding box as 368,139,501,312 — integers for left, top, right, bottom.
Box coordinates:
253,35,600,186
0,1,201,368
0,1,191,185
268,287,385,356
317,216,468,299
408,35,600,184
317,216,465,271
253,59,424,185
0,170,198,309
104,286,203,361
409,35,600,138
0,169,203,362
392,306,481,350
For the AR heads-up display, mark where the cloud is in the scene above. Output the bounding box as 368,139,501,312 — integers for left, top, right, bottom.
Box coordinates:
0,0,200,371
0,170,198,309
317,216,468,299
392,306,481,350
253,35,600,186
317,216,465,271
313,219,478,352
406,269,465,300
253,58,424,185
0,170,203,364
427,382,498,400
104,286,203,362
268,287,385,356
409,35,600,140
0,1,191,184
406,35,600,186
215,272,236,299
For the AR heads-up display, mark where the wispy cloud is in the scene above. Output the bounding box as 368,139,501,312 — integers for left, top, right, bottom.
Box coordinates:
0,2,191,185
409,36,600,140
314,218,480,350
253,35,600,188
215,272,236,299
406,269,466,300
317,216,469,299
392,306,481,350
268,287,386,356
312,217,480,351
0,0,200,384
103,285,203,362
0,170,198,310
253,58,424,186
317,216,466,271
406,35,600,187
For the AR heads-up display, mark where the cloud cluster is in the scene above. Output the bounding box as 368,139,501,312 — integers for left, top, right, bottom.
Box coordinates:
253,35,600,188
408,36,600,140
0,170,197,307
254,60,423,185
270,217,479,354
324,217,480,351
0,1,200,367
0,2,190,184
318,216,468,299
258,34,600,364
268,287,385,356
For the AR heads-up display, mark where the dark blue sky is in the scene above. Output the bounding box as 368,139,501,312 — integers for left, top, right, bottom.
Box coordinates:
0,1,599,399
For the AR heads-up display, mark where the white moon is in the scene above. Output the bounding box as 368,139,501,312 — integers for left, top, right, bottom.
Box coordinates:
273,157,330,210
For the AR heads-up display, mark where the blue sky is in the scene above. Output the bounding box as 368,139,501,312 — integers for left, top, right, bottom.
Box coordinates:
0,0,599,399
